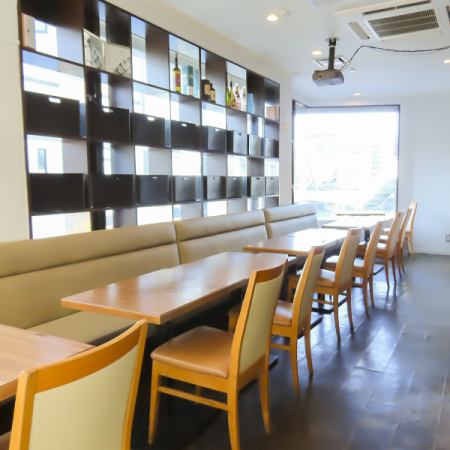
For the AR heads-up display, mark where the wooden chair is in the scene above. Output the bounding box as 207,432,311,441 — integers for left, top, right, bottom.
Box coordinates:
288,228,361,341
370,212,405,287
148,261,286,450
4,320,147,450
395,207,413,276
406,201,418,254
228,246,325,396
323,222,383,316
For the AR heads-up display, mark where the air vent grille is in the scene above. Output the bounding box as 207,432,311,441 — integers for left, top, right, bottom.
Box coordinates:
367,9,438,37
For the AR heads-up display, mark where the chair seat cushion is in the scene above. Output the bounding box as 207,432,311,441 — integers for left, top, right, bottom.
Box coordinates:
273,300,293,327
316,269,336,287
376,243,387,254
29,312,136,344
324,255,365,276
0,433,10,450
152,326,232,378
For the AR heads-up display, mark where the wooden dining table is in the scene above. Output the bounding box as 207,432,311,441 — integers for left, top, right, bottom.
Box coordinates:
244,227,348,257
61,251,290,325
0,324,91,402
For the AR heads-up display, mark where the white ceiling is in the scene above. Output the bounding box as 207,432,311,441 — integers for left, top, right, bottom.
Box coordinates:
161,0,450,102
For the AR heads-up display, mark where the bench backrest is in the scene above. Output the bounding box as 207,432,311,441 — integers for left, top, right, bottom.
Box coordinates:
0,223,179,328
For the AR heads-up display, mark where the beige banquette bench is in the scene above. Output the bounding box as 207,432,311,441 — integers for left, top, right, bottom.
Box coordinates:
0,203,317,344
264,203,318,238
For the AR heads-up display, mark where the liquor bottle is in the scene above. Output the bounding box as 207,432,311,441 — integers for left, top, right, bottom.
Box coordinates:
235,84,241,110
210,84,216,103
173,53,181,93
241,86,247,111
226,80,232,106
230,81,236,108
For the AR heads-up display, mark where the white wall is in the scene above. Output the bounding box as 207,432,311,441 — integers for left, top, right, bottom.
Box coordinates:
0,0,30,241
0,0,293,242
294,91,450,255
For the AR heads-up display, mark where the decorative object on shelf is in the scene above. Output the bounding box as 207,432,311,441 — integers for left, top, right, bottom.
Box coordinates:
202,79,212,101
182,65,194,96
241,86,247,112
173,53,181,93
105,42,131,78
209,84,216,103
83,29,105,70
21,14,36,49
235,84,241,110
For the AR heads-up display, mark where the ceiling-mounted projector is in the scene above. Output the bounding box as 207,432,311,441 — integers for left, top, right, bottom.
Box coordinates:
313,38,344,86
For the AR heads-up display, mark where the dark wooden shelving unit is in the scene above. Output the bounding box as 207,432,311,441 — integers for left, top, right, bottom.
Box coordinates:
18,0,280,236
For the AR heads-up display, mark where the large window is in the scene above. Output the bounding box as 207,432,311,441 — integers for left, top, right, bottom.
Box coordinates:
293,104,399,219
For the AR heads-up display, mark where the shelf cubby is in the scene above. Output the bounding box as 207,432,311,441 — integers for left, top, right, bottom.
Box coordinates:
263,138,279,158
247,71,265,117
227,197,247,214
29,173,86,214
227,130,248,155
137,175,172,206
201,126,227,153
84,0,131,78
203,200,227,217
137,205,173,225
173,202,203,221
264,78,280,121
202,153,226,176
169,35,200,98
173,176,203,203
226,62,246,112
135,146,172,176
202,102,226,129
131,18,169,89
264,196,279,208
227,176,246,199
247,197,264,212
88,174,135,209
27,135,88,174
265,176,279,196
201,50,226,106
248,135,263,158
247,176,265,198
204,176,226,200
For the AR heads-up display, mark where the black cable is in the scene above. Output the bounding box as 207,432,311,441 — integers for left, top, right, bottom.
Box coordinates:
341,44,450,71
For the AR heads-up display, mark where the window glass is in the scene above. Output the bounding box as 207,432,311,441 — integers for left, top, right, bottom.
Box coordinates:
293,105,399,219
32,212,91,238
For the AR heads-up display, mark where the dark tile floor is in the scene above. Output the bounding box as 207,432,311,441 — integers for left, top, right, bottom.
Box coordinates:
139,254,450,450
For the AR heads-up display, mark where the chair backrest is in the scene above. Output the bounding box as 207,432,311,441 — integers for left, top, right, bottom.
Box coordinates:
8,321,148,450
363,222,383,277
335,228,362,288
230,261,286,376
398,207,413,249
386,212,404,257
292,246,325,328
406,201,418,233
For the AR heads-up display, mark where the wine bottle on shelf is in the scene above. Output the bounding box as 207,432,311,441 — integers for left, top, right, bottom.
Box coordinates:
173,53,181,93
230,81,236,108
235,84,241,110
241,86,247,111
210,83,216,103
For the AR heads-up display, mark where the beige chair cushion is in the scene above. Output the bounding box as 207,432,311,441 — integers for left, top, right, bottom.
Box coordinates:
152,326,232,378
273,300,293,327
316,269,336,288
30,312,137,344
0,433,10,450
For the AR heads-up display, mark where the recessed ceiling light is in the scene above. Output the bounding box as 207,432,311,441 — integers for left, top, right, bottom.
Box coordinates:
444,59,450,64
312,50,322,56
353,92,361,96
266,14,279,22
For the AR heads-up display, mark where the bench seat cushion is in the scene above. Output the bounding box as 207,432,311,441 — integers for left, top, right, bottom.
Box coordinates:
29,311,136,344
264,204,318,238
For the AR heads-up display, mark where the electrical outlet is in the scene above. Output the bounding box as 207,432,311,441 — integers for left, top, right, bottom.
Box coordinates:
446,234,450,243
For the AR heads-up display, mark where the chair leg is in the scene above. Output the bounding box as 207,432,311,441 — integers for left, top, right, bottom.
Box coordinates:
227,391,241,450
259,360,272,432
346,289,354,333
148,362,161,444
384,259,390,289
333,295,341,341
391,256,397,285
304,325,314,379
289,338,300,397
400,247,406,272
362,279,370,317
369,275,375,308
397,250,403,279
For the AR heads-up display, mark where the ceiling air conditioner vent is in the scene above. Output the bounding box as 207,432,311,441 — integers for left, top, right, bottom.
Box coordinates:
366,8,438,37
